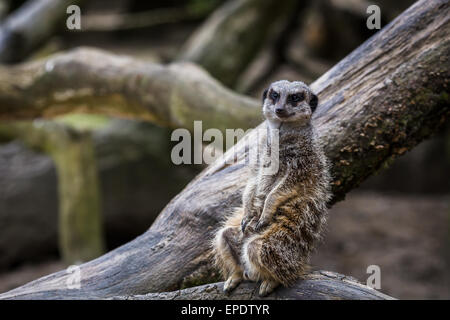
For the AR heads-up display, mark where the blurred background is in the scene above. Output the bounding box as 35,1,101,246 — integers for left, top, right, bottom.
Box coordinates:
0,0,448,299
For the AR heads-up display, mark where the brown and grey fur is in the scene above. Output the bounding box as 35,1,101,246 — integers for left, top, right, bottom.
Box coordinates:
213,80,331,296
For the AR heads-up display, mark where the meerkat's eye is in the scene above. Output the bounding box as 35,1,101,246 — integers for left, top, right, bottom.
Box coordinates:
289,92,305,104
269,90,279,101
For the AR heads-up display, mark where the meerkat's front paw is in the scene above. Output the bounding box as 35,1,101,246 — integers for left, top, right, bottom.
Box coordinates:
223,273,243,294
258,280,279,297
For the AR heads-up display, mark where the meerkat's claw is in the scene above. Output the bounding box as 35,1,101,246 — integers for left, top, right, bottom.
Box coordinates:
240,218,249,233
243,270,257,281
223,274,243,294
258,280,279,297
255,218,269,232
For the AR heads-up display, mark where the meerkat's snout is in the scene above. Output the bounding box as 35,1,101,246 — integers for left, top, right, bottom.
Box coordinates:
274,106,290,118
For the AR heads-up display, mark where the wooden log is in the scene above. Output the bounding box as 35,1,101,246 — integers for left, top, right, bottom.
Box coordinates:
0,0,448,299
113,271,394,300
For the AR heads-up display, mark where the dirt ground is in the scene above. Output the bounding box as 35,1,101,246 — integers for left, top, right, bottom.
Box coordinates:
312,191,450,299
1,191,448,299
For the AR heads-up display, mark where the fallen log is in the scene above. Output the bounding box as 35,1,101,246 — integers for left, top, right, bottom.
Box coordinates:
113,271,394,300
0,0,448,299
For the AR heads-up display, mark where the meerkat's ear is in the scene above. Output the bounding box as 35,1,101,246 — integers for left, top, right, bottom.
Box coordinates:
262,88,268,103
310,94,318,113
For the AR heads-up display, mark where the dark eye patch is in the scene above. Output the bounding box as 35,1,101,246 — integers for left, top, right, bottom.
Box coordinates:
262,88,268,103
310,94,318,112
288,92,305,105
269,90,279,101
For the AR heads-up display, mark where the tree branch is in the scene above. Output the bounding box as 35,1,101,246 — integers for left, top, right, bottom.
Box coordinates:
0,48,260,133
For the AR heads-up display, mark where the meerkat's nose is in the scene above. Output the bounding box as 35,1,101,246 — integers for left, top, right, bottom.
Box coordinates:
275,107,288,117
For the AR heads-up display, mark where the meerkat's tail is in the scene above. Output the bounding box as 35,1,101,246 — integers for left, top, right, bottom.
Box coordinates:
211,207,245,278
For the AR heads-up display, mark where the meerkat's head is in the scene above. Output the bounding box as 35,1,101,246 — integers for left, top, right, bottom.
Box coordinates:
262,80,318,126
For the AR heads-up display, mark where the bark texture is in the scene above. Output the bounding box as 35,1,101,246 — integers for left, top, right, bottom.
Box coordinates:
114,271,394,300
0,0,449,300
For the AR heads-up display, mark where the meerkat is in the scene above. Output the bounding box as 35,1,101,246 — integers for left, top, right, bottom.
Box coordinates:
213,80,331,296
